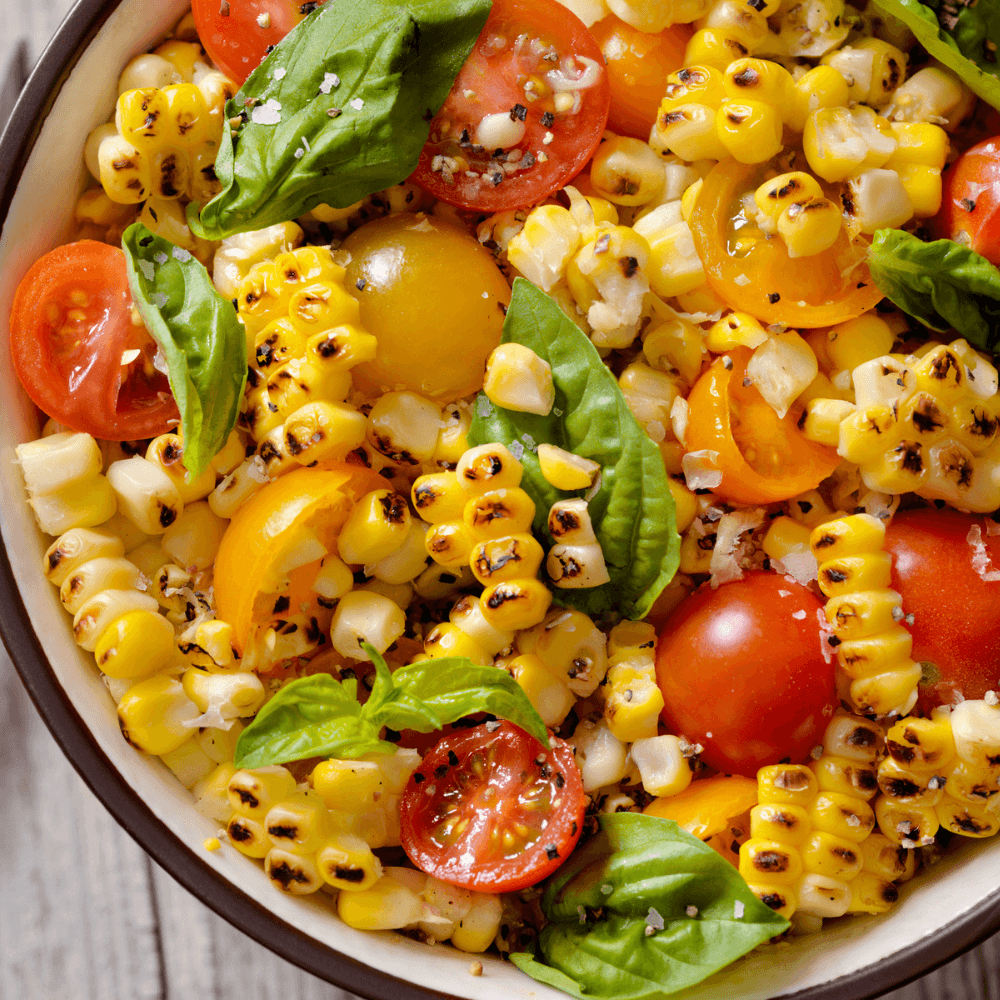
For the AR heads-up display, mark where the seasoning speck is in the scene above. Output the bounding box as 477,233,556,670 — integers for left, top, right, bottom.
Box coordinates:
734,900,745,919
350,98,365,111
601,884,613,895
256,11,271,27
646,907,664,931
767,292,780,303
219,0,230,15
469,961,483,977
685,905,699,917
356,279,366,291
543,131,555,145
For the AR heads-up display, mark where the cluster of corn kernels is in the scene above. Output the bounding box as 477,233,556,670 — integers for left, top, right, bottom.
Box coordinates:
875,701,1000,846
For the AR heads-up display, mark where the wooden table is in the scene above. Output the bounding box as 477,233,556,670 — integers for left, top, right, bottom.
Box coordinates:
2,4,999,998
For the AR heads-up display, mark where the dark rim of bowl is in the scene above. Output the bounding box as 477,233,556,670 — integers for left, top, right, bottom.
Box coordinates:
2,3,1000,999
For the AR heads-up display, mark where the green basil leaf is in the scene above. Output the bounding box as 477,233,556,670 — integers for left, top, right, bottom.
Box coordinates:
192,0,491,240
121,223,245,477
469,278,679,621
512,813,788,1000
391,657,550,747
868,229,1000,352
234,674,393,768
361,644,445,734
872,0,1000,109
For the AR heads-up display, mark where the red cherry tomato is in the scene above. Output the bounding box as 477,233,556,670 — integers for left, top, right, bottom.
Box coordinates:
10,242,177,441
656,572,837,778
411,0,610,212
399,722,585,892
935,137,1000,266
191,0,323,85
884,508,1000,713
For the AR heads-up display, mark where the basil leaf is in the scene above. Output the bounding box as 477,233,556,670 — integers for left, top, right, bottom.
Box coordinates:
868,229,1000,352
192,0,491,240
121,223,245,477
872,0,1000,109
469,278,679,621
511,813,788,1000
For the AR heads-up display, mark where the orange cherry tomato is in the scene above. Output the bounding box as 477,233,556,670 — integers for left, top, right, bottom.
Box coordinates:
589,15,692,139
214,463,383,655
688,159,884,328
685,349,840,505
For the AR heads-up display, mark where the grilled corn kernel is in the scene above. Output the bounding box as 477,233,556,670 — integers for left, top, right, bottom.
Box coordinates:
751,803,812,846
312,759,384,808
706,311,768,352
803,398,855,448
117,675,199,755
817,552,893,597
456,443,523,493
411,472,466,525
716,100,783,164
107,456,184,535
875,795,940,845
451,893,503,954
809,791,875,842
265,848,324,895
685,29,750,72
424,521,476,568
801,831,863,880
285,400,367,465
536,444,600,491
264,792,330,854
59,556,142,615
740,839,804,884
652,103,729,162
26,474,118,537
590,136,665,206
367,391,442,465
724,58,793,118
661,65,726,112
753,172,825,233
854,38,908,108
480,578,552,631
423,621,492,665
94,609,176,680
804,106,898,183
181,669,266,720
759,764,818,806
470,533,544,586
228,766,298,820
825,589,904,640
761,516,812,563
483,344,555,415
44,527,125,587
887,121,949,170
74,589,160,651
463,488,536,540
337,490,411,565
810,514,886,561
789,65,851,133
778,198,842,258
227,814,272,858
161,501,227,571
631,735,692,797
317,833,383,891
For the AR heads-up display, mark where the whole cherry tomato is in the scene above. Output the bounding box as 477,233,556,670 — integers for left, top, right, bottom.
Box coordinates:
935,137,1000,266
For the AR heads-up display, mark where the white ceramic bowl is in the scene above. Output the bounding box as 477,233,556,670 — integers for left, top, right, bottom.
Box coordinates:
2,2,999,997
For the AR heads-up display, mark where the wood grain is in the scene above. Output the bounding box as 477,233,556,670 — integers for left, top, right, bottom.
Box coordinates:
0,3,998,999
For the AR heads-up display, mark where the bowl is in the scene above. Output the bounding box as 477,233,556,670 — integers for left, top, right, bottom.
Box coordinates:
2,2,1000,998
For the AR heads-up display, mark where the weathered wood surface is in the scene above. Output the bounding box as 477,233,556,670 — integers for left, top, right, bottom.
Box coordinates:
1,4,998,999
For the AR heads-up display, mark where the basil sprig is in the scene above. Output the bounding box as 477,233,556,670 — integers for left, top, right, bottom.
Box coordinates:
121,223,245,477
873,0,1000,109
234,643,548,768
191,0,491,240
868,229,1000,353
511,813,789,1000
469,279,679,621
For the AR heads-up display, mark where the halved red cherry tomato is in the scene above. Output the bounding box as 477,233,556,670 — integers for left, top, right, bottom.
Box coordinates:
10,241,177,441
589,15,692,139
191,0,323,85
656,572,837,778
688,159,884,328
684,348,840,505
934,137,1000,266
884,508,1000,713
399,722,585,892
411,0,610,212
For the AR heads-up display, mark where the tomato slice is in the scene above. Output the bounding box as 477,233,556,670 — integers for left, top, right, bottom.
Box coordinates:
688,160,884,328
685,348,840,505
410,0,610,212
10,241,177,441
399,722,585,892
191,0,321,85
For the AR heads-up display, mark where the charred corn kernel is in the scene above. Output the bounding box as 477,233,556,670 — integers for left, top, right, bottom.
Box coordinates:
463,488,536,539
470,533,544,586
312,759,383,809
425,520,476,568
777,197,842,258
117,675,199,755
93,128,151,203
804,106,898,184
337,490,411,565
367,392,442,465
660,65,726,112
448,595,512,657
724,59,793,118
876,756,944,807
885,715,956,771
161,501,226,571
194,620,234,667
786,490,836,530
716,100,783,164
859,832,917,883
706,311,767,352
536,444,600,491
668,478,697,534
505,653,575,727
740,839,804,884
803,399,855,448
265,848,323,895
227,814,271,858
809,788,874,844
264,792,330,854
685,29,751,72
837,405,899,464
844,168,914,235
759,765,818,806
642,317,703,386
456,443,523,493
480,579,552,631
801,831,863,880
810,514,886,561
761,516,813,563
330,590,405,660
590,136,664,206
423,621,493,665
697,0,769,44
284,401,367,465
182,669,265,721
369,520,429,585
789,66,851,133
338,871,425,930
433,402,471,470
107,456,183,535
854,38,908,108
534,608,607,697
936,796,1000,837
875,795,940,846
145,435,216,504
887,121,949,170
846,871,899,915
547,541,611,588
751,803,812,846
825,590,903,639
483,344,555,415
94,609,176,679
306,325,378,371
317,833,383,891
794,873,852,918
59,556,142,615
412,474,466,528
44,527,125,587
74,589,159,651
229,766,297,820
753,172,825,233
817,552,893,598
824,715,885,762
651,104,729,162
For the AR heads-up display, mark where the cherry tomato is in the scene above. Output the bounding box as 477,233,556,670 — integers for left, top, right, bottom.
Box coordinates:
214,463,384,654
399,722,585,892
688,160,884,328
191,0,322,85
684,349,841,505
884,508,1000,713
656,572,837,778
10,241,177,441
589,15,691,139
343,213,511,402
410,0,610,212
935,137,1000,266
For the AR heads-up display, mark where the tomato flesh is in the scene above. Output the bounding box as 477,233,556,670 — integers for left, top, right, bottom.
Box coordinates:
884,508,1000,713
656,572,837,778
399,722,585,892
935,137,1000,266
10,241,177,441
411,0,610,212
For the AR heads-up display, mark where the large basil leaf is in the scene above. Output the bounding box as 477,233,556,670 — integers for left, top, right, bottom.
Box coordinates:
191,0,491,240
868,229,1000,352
122,223,246,477
235,644,547,767
511,813,788,1000
469,279,678,621
873,0,1000,109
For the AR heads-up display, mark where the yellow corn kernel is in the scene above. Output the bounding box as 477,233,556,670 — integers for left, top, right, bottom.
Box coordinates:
463,488,536,540
894,163,943,218
264,848,323,895
811,755,879,801
789,65,851,133
456,443,523,493
660,65,726,112
724,58,793,118
411,472,465,525
536,443,600,491
265,792,330,854
716,100,783,163
505,653,575,727
758,764,818,806
685,29,751,72
809,514,886,562
835,626,913,680
74,589,160,650
747,883,797,919
777,198,842,258
826,315,895,373
936,796,1000,838
887,122,949,170
652,104,729,162
605,680,666,744
750,803,812,846
317,832,383,891
480,578,552,631
851,663,922,717
590,136,665,207
761,517,812,562
877,757,944,807
642,317,704,387
706,311,768,352
816,552,893,598
680,178,703,222
227,814,271,858
424,521,475,568
876,796,940,845
94,609,176,680
423,622,492,665
809,792,875,843
284,401,367,465
116,675,199,755
837,405,899,464
228,766,298,820
312,758,383,809
338,872,425,930
853,38,908,108
753,172,825,232
885,716,957,772
642,219,706,299
825,589,903,640
434,402,472,470
338,490,411,565
942,759,999,806
802,398,854,448
668,478,698,533
801,831,863,880
860,832,917,883
450,892,503,953
803,106,897,184
823,715,884,762
739,839,804,885
846,871,899,915
469,533,544,587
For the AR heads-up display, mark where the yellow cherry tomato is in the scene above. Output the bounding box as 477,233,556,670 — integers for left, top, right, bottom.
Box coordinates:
343,213,511,402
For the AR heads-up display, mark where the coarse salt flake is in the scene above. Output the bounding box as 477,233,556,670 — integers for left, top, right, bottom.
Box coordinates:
734,274,750,286
273,67,286,80
137,259,155,281
966,524,1000,581
294,149,304,159
792,609,807,620
686,905,699,917
319,72,340,95
153,251,168,265
734,901,745,919
778,589,791,597
646,907,665,930
150,292,167,309
172,246,192,262
476,395,493,418
350,97,365,111
251,98,283,125
256,11,271,27
601,884,613,895
509,440,525,460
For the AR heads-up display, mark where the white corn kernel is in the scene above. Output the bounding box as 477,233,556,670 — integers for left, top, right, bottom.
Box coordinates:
161,501,227,571
631,735,692,797
330,591,405,660
573,718,629,792
17,433,103,496
107,456,184,535
547,542,611,588
483,344,555,416
548,498,599,545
